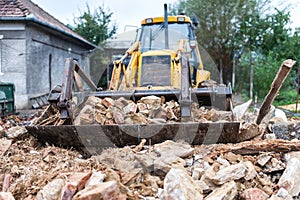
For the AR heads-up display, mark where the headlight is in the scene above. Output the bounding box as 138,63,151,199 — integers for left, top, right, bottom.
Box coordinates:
145,18,153,23
177,17,185,22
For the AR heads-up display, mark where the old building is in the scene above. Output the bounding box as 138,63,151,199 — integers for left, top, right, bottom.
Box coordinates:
0,0,95,109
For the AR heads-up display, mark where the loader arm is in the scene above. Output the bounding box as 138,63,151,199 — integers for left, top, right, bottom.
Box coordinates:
109,42,140,90
48,58,98,123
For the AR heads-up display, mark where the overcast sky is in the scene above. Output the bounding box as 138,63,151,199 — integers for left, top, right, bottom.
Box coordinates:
32,0,300,34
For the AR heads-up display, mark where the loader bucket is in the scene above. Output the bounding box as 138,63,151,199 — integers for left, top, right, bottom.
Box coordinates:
26,122,240,157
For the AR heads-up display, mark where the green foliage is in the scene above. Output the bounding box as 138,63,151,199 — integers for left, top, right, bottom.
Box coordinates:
73,3,117,45
171,0,300,106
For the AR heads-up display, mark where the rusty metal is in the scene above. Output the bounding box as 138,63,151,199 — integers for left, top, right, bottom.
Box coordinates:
26,121,240,157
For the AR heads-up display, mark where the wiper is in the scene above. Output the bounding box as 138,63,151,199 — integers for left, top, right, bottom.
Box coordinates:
150,23,165,41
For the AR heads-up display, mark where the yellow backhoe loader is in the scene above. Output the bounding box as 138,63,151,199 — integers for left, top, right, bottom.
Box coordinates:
27,4,240,156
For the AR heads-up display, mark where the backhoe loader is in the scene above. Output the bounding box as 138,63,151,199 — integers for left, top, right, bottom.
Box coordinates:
27,4,240,156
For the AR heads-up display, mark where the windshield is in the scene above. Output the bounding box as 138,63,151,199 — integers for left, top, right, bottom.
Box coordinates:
139,23,192,52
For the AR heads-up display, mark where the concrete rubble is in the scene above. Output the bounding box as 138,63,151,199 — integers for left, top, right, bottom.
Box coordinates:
0,96,300,199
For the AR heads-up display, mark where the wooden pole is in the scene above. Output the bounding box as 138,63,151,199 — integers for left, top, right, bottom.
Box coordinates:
256,59,296,125
296,63,300,112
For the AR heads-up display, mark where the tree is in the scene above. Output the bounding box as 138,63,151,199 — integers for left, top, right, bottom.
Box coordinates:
73,3,117,45
172,0,266,83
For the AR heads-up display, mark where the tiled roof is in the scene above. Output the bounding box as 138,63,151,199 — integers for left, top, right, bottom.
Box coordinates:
0,0,94,48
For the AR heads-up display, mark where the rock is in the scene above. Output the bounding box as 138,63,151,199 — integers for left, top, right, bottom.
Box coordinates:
139,96,161,108
240,188,269,200
205,181,237,200
73,181,125,200
243,161,257,181
85,171,106,187
165,106,178,120
274,109,288,122
61,182,77,200
149,106,167,120
137,102,148,113
102,97,115,108
153,156,186,177
272,122,300,140
233,99,252,121
123,102,137,114
257,154,272,167
114,97,130,109
208,109,232,122
0,139,12,156
284,151,300,161
192,168,205,180
110,107,125,124
0,192,15,200
264,134,276,140
74,105,94,125
36,178,65,200
154,140,194,159
158,168,203,200
125,113,148,124
275,188,293,200
67,172,92,191
277,157,300,196
237,123,261,142
5,126,28,139
211,162,247,185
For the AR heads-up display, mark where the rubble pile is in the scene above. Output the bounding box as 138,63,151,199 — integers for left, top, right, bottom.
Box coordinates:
2,135,300,199
72,95,233,125
1,96,300,199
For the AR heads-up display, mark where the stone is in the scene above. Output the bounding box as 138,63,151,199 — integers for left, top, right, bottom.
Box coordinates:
211,162,247,185
192,168,205,180
205,181,238,200
67,172,92,191
233,99,252,121
243,161,257,181
208,109,232,122
0,192,15,200
257,154,272,167
84,96,102,106
284,151,300,161
137,102,148,112
154,140,194,159
85,171,106,187
0,139,12,156
5,126,28,139
61,182,77,200
36,178,65,200
123,102,137,114
240,188,269,200
125,113,148,124
274,109,288,122
237,122,261,142
264,134,276,140
165,106,178,120
275,188,293,200
149,106,167,120
110,107,125,124
272,122,300,140
153,156,186,177
278,157,300,196
139,96,161,108
73,181,124,200
114,97,130,109
102,97,115,108
158,168,203,200
74,105,94,125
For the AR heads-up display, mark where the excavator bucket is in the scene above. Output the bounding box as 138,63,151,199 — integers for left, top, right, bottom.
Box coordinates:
27,122,240,157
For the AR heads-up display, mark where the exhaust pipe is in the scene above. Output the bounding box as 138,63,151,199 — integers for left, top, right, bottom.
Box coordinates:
164,3,169,49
